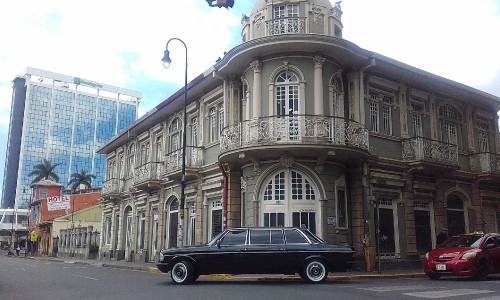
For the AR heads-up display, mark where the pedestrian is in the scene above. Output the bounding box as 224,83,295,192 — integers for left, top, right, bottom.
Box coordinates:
436,228,449,245
16,245,20,256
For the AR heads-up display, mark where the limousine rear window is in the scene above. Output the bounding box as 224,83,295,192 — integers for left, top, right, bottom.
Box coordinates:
302,230,324,244
284,229,308,244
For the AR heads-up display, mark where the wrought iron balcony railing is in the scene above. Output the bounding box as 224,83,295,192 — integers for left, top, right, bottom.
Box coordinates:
164,146,203,174
402,137,458,166
266,17,306,36
470,152,500,173
102,178,122,196
133,161,163,185
220,115,369,153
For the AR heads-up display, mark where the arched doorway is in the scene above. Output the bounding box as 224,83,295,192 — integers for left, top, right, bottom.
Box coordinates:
447,194,466,236
260,169,320,234
164,198,178,249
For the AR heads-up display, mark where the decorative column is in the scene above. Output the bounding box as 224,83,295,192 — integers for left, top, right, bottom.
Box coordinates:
313,55,326,116
250,60,262,119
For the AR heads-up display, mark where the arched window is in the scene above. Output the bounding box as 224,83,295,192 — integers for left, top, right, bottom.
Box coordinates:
275,71,299,117
169,118,180,153
261,169,318,234
446,194,466,236
164,198,178,248
127,144,136,177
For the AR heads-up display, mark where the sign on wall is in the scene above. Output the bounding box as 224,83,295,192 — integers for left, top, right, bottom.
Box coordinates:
47,195,70,211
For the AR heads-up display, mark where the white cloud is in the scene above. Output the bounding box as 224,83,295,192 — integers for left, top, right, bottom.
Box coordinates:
341,0,500,93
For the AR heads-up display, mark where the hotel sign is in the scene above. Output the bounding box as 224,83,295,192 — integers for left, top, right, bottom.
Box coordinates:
74,77,103,89
47,195,71,211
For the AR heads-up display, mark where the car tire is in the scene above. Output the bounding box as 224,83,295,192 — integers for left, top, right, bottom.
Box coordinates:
302,259,327,283
474,261,488,281
427,273,441,280
171,260,195,285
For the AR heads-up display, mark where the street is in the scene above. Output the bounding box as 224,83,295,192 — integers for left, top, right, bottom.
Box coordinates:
4,255,500,300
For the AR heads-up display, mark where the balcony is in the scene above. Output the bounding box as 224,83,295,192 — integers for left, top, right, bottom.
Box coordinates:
133,162,163,192
220,115,370,164
266,17,306,36
402,137,459,170
101,178,123,199
470,152,500,174
163,146,203,180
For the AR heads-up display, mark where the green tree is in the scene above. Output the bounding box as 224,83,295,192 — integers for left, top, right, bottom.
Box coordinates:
28,159,60,184
68,169,96,190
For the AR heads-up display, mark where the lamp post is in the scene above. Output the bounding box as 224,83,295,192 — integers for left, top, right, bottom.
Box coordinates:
162,38,188,247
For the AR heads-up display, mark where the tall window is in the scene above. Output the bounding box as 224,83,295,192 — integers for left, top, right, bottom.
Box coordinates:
337,189,347,228
439,105,461,146
165,199,178,248
104,216,112,245
210,199,223,239
275,71,299,117
107,160,116,180
140,142,150,165
331,77,343,117
155,135,163,161
369,92,393,135
208,103,223,143
191,116,198,147
127,144,135,177
411,105,423,137
169,118,180,152
188,202,196,246
137,211,145,250
477,122,489,152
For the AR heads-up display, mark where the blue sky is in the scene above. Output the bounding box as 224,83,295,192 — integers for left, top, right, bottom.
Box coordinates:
0,0,499,197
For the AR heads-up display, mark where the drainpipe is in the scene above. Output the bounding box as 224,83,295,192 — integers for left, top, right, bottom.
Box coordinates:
218,161,228,229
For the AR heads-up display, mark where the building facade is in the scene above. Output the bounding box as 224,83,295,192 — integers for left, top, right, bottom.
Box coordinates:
98,0,500,269
28,180,101,256
1,67,141,210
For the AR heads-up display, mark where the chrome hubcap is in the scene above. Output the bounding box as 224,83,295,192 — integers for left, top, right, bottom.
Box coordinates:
307,262,325,281
172,263,187,282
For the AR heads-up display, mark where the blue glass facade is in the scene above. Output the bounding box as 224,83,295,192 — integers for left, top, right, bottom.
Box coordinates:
1,68,141,209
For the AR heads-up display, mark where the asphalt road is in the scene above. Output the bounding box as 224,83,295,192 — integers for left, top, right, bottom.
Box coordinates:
4,255,500,300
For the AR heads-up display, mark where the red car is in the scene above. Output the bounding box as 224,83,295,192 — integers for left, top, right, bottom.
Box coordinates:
423,232,500,280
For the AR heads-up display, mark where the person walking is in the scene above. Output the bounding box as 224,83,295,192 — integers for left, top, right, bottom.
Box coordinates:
16,245,20,256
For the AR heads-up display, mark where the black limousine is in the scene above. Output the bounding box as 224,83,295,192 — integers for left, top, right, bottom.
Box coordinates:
157,227,356,284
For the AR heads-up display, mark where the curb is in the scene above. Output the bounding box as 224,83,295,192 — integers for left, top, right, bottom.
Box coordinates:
14,256,426,281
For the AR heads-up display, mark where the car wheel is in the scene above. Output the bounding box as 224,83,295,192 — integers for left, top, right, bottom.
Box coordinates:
427,273,441,280
302,259,327,283
171,260,195,285
474,261,488,281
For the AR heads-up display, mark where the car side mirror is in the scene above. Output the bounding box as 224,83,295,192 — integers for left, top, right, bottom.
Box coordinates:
486,243,496,250
216,239,222,249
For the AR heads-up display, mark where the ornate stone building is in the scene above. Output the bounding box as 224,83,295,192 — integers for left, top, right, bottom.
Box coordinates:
98,0,500,269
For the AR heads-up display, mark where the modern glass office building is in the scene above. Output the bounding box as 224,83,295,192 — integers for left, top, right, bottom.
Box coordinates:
1,67,141,209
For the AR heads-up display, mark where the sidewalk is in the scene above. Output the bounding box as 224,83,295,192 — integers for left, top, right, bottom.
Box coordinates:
7,253,426,281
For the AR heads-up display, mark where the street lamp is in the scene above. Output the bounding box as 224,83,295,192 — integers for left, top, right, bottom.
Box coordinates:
162,38,188,247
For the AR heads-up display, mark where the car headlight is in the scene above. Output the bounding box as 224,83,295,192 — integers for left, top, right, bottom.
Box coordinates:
159,252,164,262
460,251,477,260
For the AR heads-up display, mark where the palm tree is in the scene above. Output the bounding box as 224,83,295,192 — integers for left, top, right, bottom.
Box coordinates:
68,169,96,190
28,159,60,184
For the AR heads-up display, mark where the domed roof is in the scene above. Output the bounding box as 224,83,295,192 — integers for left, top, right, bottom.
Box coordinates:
251,0,334,15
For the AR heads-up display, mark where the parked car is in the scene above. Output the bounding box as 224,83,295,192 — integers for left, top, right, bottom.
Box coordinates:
157,227,356,284
423,232,500,280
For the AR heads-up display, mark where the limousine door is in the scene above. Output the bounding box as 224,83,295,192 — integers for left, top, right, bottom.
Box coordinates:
205,229,248,274
244,229,288,274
